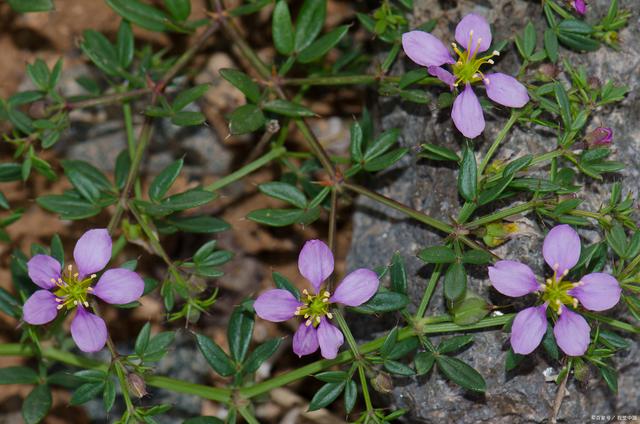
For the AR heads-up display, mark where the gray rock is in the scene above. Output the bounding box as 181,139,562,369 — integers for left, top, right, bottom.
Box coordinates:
347,1,640,422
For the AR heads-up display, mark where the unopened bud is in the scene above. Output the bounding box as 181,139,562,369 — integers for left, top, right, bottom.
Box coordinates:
587,76,601,90
127,373,148,398
482,222,519,248
370,372,394,394
28,100,48,119
572,358,590,382
584,127,613,147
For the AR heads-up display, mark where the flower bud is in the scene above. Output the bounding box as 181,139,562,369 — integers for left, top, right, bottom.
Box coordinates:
587,76,601,91
584,127,613,147
572,358,590,382
127,373,148,398
482,222,519,248
370,372,394,394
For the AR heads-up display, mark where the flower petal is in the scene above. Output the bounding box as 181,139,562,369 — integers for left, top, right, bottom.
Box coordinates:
401,31,455,67
74,229,112,278
317,318,344,359
292,323,319,357
554,309,590,356
488,260,539,298
27,255,62,290
573,0,586,15
428,66,455,90
484,73,529,108
510,305,547,355
298,240,334,293
22,290,59,325
92,268,145,305
455,13,492,54
570,273,621,311
70,306,107,352
330,269,379,307
542,225,581,276
254,289,302,322
451,84,485,138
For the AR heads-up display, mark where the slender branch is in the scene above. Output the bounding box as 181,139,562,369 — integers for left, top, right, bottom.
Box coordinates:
477,111,520,176
66,88,150,110
282,74,442,87
414,265,443,319
204,146,286,192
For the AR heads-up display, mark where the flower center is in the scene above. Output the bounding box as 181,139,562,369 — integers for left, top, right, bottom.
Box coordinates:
450,31,500,87
294,289,333,327
540,272,579,314
51,264,96,311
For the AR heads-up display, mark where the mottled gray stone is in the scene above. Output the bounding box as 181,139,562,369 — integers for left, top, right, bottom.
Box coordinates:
348,1,639,422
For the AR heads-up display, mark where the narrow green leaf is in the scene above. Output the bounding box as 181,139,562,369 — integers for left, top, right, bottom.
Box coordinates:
294,0,327,52
273,272,300,300
523,21,536,57
308,381,345,411
444,263,467,301
415,351,436,375
219,69,261,103
228,306,254,363
263,99,315,117
544,28,558,63
106,0,169,32
461,249,492,265
458,147,477,202
70,382,105,405
259,182,307,208
417,246,456,264
344,380,357,413
436,356,486,392
242,338,282,374
135,322,151,357
7,0,53,13
149,158,183,202
164,0,191,21
0,366,39,384
272,0,294,55
172,84,210,112
351,291,409,314
22,385,52,424
437,335,473,354
229,104,266,134
195,333,235,376
390,252,407,294
116,20,134,68
297,25,349,63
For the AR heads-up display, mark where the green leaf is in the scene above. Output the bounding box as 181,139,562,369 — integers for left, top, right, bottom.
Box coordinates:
387,337,419,360
461,249,492,265
350,121,364,162
553,82,572,129
273,272,300,300
544,28,558,63
452,297,489,325
135,322,151,357
272,0,295,55
298,25,349,63
242,338,282,374
344,379,357,414
184,418,225,424
259,182,307,208
106,0,169,32
172,84,210,111
380,327,399,357
164,215,230,234
437,335,473,354
229,104,266,134
171,111,206,126
505,348,524,371
263,99,315,117
315,371,347,383
116,20,134,68
219,69,261,103
599,366,617,393
399,68,430,89
161,189,216,211
37,193,102,220
0,366,39,384
384,360,414,376
228,306,254,363
247,208,306,227
444,263,466,301
308,381,345,412
558,19,593,34
458,147,477,201
541,324,559,360
80,30,119,76
523,21,536,57
195,333,235,377
363,148,408,172
420,143,460,162
7,0,53,13
103,379,116,412
352,291,409,314
229,0,270,17
70,382,104,405
417,246,456,264
415,351,436,375
436,356,486,392
390,252,407,294
144,331,175,359
294,0,327,52
364,128,399,161
22,385,52,424
606,224,627,258
164,0,191,21
149,158,183,202
115,150,131,190
0,163,24,182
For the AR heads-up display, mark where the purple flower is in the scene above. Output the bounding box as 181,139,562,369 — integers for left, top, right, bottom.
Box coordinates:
573,0,587,15
22,229,144,352
254,240,379,359
402,13,529,138
488,225,621,356
584,127,613,147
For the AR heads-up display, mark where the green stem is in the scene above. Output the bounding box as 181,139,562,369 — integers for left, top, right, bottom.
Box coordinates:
465,200,545,229
342,182,453,234
66,88,150,111
415,265,443,319
294,119,336,179
204,147,286,192
478,111,520,176
333,310,360,356
238,406,260,424
358,365,374,413
114,360,136,415
282,74,442,87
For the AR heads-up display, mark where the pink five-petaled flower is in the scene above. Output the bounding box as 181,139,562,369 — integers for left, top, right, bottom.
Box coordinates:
401,13,529,138
489,225,621,357
22,229,144,353
573,0,587,15
253,240,379,359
